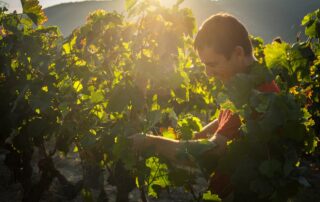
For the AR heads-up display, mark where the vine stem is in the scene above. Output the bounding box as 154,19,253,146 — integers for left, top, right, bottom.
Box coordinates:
187,183,200,202
140,186,149,202
147,157,162,186
75,141,87,184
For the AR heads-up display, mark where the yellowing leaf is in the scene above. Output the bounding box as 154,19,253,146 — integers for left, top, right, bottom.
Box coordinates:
73,80,83,92
135,177,140,188
73,146,79,152
75,59,87,66
88,44,99,54
35,108,40,114
289,86,299,95
11,59,18,72
162,127,176,140
41,86,48,92
63,43,71,54
89,129,97,136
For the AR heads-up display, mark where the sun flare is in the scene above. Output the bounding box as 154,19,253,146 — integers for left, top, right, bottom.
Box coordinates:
159,0,176,7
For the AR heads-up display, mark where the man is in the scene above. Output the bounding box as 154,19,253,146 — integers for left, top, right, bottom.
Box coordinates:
131,12,280,198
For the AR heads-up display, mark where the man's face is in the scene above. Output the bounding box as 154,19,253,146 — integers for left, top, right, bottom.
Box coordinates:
198,47,243,83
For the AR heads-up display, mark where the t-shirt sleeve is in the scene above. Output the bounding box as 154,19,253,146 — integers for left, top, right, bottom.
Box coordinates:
256,80,280,93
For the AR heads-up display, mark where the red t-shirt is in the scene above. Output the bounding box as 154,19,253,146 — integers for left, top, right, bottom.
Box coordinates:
257,80,280,93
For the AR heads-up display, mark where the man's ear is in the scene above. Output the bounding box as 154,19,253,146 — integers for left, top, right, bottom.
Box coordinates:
233,46,245,59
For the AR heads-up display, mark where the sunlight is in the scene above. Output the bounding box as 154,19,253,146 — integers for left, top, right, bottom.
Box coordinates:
159,0,176,7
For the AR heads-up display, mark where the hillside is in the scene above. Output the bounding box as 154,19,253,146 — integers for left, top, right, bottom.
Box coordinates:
44,0,320,42
44,0,123,37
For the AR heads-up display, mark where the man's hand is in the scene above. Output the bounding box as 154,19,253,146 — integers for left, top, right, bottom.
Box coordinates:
193,110,241,141
215,109,241,140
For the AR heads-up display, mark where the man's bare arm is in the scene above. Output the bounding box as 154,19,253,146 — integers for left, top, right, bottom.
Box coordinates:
193,119,219,139
131,132,227,167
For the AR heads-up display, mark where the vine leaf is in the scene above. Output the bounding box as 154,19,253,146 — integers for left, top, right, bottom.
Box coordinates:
264,42,290,69
202,190,221,202
145,157,170,198
20,0,47,25
259,159,281,178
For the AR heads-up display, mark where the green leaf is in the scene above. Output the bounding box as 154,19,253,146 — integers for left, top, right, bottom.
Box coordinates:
130,86,145,111
305,21,320,38
90,90,104,103
249,178,274,198
183,140,217,161
112,136,135,169
301,12,314,26
27,117,47,138
301,9,319,26
177,114,202,140
147,110,162,129
145,157,170,198
21,0,47,25
226,73,254,107
79,133,96,150
29,92,52,112
259,159,282,178
168,167,192,186
108,84,144,112
282,122,306,142
250,93,272,113
264,42,290,69
202,191,221,202
107,85,130,112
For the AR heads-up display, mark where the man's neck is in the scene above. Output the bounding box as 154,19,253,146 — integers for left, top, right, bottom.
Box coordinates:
243,55,257,73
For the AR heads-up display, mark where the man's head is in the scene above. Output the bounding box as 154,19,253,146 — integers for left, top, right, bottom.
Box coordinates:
194,13,254,82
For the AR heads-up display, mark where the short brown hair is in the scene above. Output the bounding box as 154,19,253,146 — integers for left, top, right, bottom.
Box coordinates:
194,13,252,59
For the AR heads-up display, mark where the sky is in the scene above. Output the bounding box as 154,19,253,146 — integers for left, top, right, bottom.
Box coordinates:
1,0,220,12
1,0,188,12
1,0,186,12
1,0,107,12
